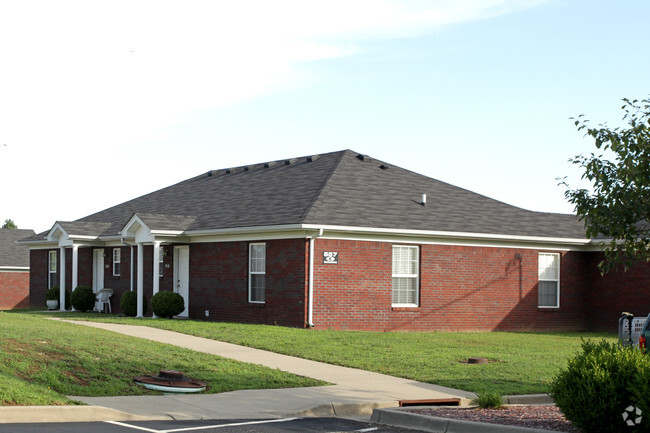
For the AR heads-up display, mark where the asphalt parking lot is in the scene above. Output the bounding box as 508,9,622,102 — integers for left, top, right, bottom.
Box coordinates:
0,417,418,433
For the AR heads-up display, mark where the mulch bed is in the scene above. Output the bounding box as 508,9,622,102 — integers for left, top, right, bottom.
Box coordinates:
408,405,580,432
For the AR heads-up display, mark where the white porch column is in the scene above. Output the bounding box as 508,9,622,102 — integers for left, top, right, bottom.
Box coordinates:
59,247,66,311
71,245,79,293
137,243,144,317
130,245,134,292
152,241,160,297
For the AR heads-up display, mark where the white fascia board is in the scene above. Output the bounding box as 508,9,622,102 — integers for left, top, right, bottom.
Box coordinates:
24,243,57,250
0,266,29,272
150,230,185,236
301,224,589,244
190,230,310,244
301,224,593,250
125,222,598,251
18,239,55,248
67,235,101,241
318,233,573,251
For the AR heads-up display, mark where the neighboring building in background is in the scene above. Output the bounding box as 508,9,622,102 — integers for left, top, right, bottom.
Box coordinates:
0,228,35,310
19,150,650,331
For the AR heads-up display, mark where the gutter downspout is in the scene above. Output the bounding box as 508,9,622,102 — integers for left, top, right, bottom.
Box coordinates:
308,228,323,327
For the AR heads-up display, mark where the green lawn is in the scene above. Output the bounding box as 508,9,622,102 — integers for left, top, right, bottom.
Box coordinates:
30,311,617,396
0,312,324,406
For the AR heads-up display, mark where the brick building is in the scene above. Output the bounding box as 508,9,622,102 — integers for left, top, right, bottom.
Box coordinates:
0,228,35,310
20,150,650,331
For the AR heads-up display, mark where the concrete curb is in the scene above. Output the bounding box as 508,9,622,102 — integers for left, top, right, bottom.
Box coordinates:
371,407,558,433
0,406,170,424
292,401,397,418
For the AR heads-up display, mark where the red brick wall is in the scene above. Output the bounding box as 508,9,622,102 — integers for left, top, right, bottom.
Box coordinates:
0,271,30,309
588,256,650,332
312,239,591,331
27,239,646,332
29,249,49,308
187,239,308,326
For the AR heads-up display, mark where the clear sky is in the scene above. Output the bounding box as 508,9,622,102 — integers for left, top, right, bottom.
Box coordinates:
1,0,648,233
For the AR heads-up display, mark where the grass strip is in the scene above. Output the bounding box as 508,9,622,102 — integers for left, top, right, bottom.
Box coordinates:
0,312,324,405
30,311,617,395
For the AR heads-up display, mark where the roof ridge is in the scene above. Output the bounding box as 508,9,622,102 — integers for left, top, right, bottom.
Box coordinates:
297,150,350,223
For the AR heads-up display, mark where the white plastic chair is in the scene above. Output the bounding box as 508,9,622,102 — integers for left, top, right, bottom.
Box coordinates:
95,288,113,313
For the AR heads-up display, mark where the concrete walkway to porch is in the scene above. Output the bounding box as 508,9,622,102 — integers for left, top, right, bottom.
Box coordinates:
59,319,476,420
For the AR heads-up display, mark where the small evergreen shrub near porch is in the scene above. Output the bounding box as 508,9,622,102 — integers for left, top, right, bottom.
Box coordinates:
550,339,650,433
44,286,71,309
151,291,185,318
71,286,95,312
120,291,148,317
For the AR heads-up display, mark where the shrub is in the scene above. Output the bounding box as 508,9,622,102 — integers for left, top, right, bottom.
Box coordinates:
44,286,71,309
45,287,59,301
471,391,504,409
151,291,185,319
120,291,148,317
550,339,650,433
71,286,95,312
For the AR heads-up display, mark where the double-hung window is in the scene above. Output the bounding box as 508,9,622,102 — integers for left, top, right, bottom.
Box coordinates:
249,243,266,303
538,253,560,308
392,245,419,307
48,251,57,289
113,248,121,276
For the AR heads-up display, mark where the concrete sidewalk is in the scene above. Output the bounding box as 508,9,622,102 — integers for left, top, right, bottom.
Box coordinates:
62,319,475,420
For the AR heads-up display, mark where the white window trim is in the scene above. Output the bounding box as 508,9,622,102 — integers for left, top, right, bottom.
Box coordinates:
538,252,560,308
112,248,121,276
248,242,266,304
392,245,419,308
48,250,57,289
158,246,164,278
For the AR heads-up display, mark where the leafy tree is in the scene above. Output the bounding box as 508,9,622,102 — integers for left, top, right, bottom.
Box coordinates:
562,97,650,273
2,219,17,229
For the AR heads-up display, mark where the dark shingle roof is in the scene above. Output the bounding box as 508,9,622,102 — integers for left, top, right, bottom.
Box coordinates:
54,149,586,240
57,221,114,237
0,229,36,267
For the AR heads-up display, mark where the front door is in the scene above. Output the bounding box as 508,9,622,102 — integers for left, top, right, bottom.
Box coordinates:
93,249,104,293
173,246,189,317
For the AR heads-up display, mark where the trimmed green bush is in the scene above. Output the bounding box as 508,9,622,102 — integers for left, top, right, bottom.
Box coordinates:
550,339,650,433
44,286,71,309
120,291,148,317
71,286,95,312
151,291,185,319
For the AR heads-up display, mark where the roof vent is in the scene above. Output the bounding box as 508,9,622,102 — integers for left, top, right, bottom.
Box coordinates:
307,155,320,162
421,194,427,206
380,164,389,170
264,161,277,168
225,169,231,174
285,158,298,165
244,166,250,171
356,154,369,161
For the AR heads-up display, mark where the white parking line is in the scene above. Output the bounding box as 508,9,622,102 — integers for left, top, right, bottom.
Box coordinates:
104,422,158,433
105,417,300,433
325,428,378,433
